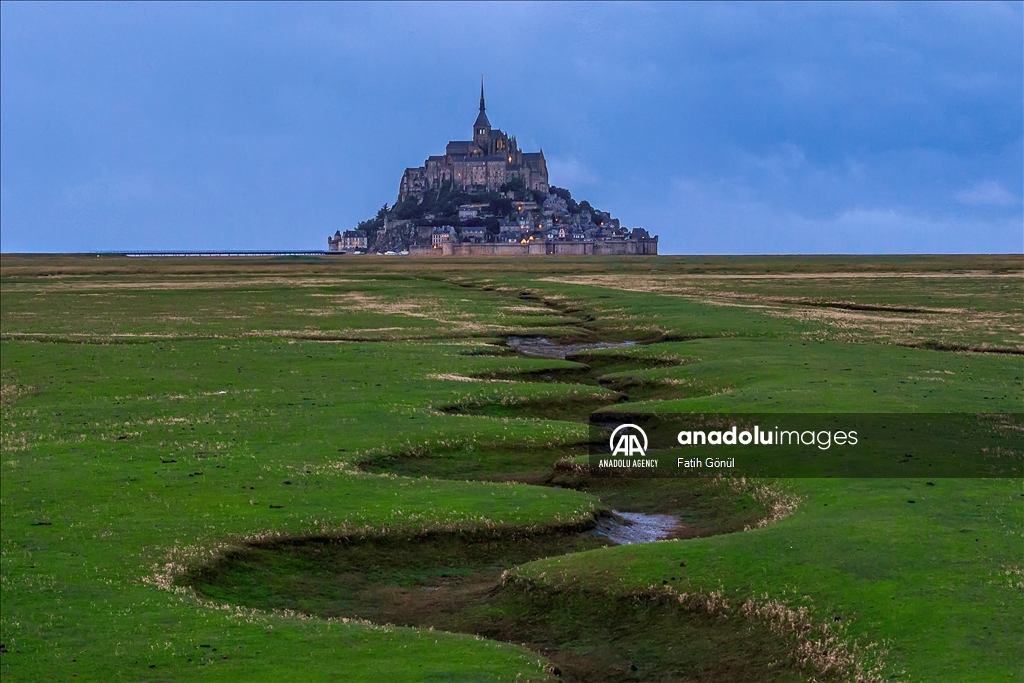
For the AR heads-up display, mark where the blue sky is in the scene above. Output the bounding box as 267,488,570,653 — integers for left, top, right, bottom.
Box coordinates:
1,1,1020,254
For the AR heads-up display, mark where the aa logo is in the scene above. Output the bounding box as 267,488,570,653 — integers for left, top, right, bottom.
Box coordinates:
609,424,648,458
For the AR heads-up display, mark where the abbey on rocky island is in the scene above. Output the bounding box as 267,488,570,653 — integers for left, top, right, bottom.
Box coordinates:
398,80,549,201
330,80,657,256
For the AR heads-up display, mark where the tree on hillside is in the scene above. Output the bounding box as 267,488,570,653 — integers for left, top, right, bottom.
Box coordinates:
392,196,425,221
578,200,601,219
484,216,500,237
549,186,579,213
489,197,513,218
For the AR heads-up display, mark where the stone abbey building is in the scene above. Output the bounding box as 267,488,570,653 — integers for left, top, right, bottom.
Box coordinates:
398,81,548,201
330,80,657,256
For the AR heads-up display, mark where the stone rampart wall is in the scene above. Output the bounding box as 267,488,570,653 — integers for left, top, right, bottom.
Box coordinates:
420,238,657,257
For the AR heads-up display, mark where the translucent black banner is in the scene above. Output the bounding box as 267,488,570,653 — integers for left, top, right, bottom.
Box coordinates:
587,413,1023,478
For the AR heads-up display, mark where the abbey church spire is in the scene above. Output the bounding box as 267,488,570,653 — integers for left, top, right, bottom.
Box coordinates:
473,75,491,140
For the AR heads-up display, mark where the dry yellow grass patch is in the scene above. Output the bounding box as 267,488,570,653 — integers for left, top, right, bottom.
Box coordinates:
539,274,1024,350
500,305,555,313
0,277,358,292
425,373,514,383
1,370,35,408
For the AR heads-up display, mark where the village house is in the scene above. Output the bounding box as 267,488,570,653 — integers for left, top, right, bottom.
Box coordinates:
460,225,487,243
327,229,369,252
458,204,488,221
497,227,525,243
431,225,458,247
343,230,367,249
328,231,342,251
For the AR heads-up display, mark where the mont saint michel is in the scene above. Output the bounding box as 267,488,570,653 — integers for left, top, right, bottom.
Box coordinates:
330,81,657,256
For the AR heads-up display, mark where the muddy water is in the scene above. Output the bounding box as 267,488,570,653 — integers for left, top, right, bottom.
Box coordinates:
506,336,636,359
591,511,683,544
503,337,686,544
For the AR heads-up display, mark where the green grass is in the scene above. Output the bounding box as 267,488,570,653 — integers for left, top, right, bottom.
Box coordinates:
516,477,1022,681
1,254,1021,682
587,337,1022,413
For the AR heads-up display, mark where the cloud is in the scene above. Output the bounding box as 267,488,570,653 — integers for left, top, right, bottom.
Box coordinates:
58,169,197,208
546,157,598,188
649,175,1022,254
1,3,1020,252
61,173,161,208
955,181,1018,207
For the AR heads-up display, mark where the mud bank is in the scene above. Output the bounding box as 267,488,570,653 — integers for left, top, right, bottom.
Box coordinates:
506,335,637,359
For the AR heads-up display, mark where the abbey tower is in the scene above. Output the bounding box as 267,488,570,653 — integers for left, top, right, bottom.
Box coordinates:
398,79,549,201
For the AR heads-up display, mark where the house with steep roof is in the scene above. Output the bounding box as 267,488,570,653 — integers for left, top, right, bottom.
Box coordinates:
431,225,458,247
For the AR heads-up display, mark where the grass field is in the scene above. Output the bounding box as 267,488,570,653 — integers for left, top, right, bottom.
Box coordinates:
1,253,1021,682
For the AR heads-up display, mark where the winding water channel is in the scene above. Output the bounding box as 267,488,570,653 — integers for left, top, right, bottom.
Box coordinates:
183,334,788,682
